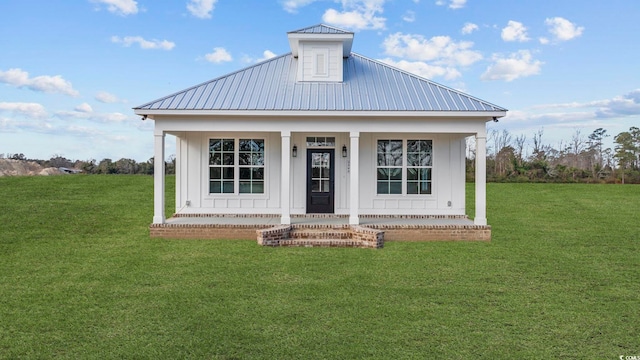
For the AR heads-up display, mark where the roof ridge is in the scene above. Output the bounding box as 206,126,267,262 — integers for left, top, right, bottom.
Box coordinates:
287,23,353,34
349,53,507,112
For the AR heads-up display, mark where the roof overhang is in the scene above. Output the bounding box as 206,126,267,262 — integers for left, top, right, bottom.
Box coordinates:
287,33,354,57
134,109,507,120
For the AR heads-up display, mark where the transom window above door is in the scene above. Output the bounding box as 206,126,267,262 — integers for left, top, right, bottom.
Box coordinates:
306,137,335,147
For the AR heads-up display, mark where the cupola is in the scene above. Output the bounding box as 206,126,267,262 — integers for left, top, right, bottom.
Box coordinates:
287,24,354,82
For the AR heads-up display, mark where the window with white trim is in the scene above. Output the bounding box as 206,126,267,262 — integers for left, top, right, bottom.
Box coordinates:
377,139,433,195
209,138,265,194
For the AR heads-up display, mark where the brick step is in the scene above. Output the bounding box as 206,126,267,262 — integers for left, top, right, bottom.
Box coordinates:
289,229,351,240
256,225,385,248
278,238,364,248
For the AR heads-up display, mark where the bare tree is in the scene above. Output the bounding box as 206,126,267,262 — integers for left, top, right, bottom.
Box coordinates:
489,130,512,177
514,134,526,165
531,129,545,160
465,136,476,160
569,129,586,169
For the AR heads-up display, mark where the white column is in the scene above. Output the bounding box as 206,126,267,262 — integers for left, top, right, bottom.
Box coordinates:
349,131,360,225
474,133,487,226
153,131,166,224
280,131,291,225
175,134,182,211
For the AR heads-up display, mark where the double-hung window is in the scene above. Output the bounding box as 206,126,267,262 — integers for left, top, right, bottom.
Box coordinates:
377,140,403,194
377,139,433,195
209,138,265,194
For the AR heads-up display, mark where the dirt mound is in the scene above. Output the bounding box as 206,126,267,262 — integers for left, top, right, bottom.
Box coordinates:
0,159,64,177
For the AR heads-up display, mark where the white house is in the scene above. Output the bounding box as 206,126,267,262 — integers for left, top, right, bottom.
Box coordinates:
134,24,506,242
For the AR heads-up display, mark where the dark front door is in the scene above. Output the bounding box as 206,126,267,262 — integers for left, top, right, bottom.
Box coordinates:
306,149,335,213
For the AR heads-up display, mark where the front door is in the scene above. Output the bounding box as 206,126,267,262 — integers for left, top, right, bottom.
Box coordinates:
306,149,335,213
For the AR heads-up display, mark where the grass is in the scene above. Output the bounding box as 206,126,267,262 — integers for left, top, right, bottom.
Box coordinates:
0,175,639,359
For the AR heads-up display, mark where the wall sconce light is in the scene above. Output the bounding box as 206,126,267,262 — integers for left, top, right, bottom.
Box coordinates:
292,145,298,157
342,145,348,157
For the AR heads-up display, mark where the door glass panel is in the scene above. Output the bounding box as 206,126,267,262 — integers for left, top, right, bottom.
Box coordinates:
311,152,330,193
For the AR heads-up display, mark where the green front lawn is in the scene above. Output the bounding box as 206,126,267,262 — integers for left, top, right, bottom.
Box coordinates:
0,176,638,359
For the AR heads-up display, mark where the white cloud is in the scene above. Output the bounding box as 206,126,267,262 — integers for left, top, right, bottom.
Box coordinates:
382,32,482,67
501,20,530,42
379,58,461,80
322,0,387,30
436,0,466,9
402,11,416,23
481,50,543,82
257,50,277,62
100,112,129,122
111,36,175,50
548,89,640,118
282,0,387,30
461,22,478,35
0,116,54,133
55,108,129,123
187,0,218,19
74,103,93,113
0,68,79,96
0,102,48,118
322,9,384,30
538,37,549,45
545,17,584,42
204,47,232,63
91,0,138,16
95,91,122,103
242,50,277,64
65,125,106,137
499,91,640,148
281,0,318,13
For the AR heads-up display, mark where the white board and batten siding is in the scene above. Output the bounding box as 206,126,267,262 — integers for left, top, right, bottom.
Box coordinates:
175,132,282,214
297,41,343,82
173,130,467,216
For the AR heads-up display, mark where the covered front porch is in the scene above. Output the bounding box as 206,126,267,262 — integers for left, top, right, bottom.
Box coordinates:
150,125,491,228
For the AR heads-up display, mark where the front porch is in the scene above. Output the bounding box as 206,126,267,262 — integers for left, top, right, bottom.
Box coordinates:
149,214,491,246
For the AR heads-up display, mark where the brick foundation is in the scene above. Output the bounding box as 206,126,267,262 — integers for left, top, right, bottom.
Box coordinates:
149,216,491,243
381,225,491,242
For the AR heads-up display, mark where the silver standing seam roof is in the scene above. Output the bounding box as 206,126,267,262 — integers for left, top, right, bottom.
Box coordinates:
288,24,353,34
135,28,506,113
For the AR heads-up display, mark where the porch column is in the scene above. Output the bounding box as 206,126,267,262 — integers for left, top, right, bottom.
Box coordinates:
280,131,291,225
349,131,360,225
474,133,487,226
153,131,166,224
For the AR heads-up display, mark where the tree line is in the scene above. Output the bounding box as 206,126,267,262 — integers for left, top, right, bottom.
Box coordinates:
1,154,176,175
3,126,639,183
467,126,640,184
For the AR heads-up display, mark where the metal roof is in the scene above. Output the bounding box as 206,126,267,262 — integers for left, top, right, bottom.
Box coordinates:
288,24,354,35
135,52,507,113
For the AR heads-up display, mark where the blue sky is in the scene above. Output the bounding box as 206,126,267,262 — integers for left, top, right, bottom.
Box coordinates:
1,0,638,161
